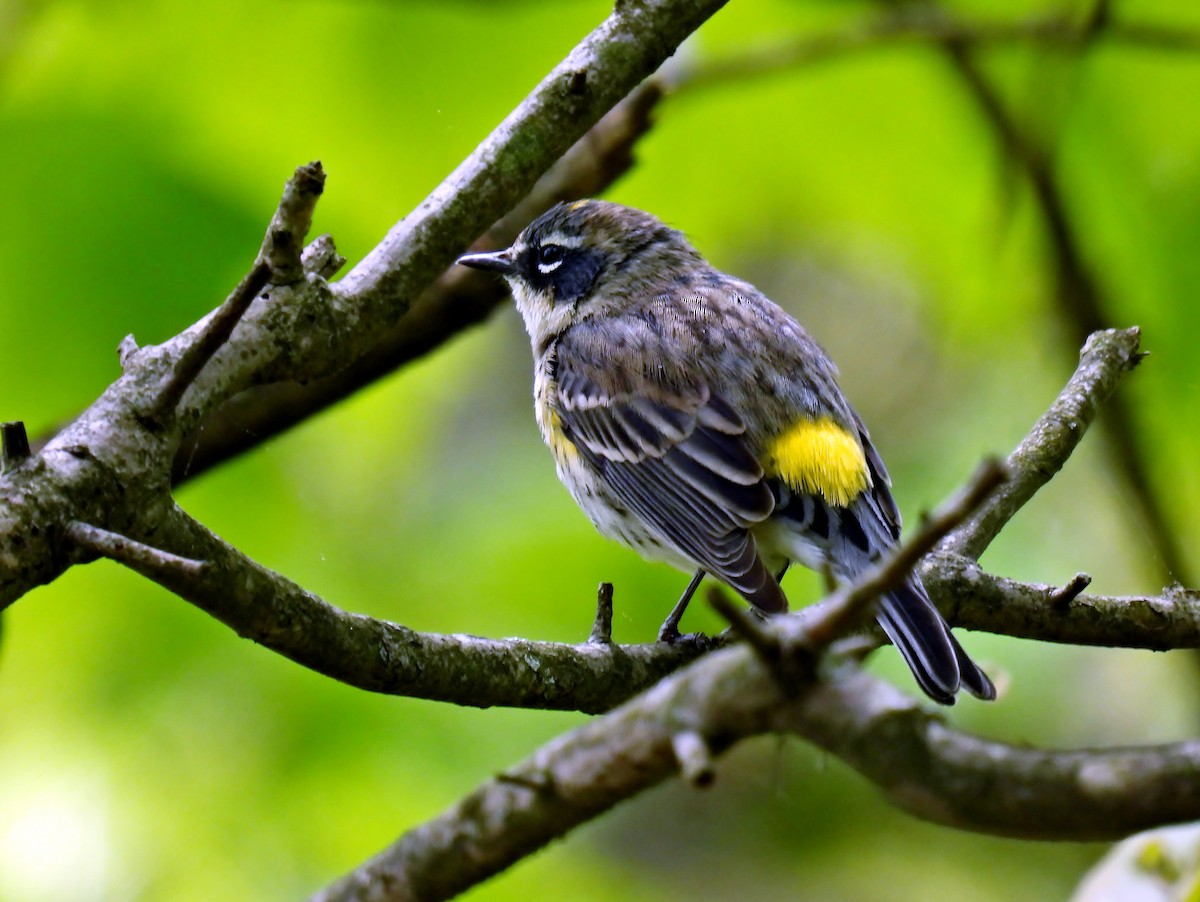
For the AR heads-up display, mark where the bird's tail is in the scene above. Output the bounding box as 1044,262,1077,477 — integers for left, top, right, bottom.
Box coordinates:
876,575,995,705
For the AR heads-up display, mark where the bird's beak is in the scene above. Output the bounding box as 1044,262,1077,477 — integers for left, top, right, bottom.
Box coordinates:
457,248,515,275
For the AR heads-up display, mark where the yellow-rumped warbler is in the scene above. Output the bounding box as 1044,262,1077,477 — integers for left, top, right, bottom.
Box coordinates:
459,200,994,704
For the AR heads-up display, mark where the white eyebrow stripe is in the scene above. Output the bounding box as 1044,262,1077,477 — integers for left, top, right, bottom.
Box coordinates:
541,233,584,249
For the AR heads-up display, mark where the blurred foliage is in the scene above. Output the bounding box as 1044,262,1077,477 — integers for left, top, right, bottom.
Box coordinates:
2,0,1200,899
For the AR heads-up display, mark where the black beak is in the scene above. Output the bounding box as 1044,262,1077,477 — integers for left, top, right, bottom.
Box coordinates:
457,248,515,275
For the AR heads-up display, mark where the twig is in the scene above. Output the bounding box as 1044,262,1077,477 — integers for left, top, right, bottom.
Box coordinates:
1,422,30,470
801,457,1007,648
589,582,614,644
1048,572,1092,609
940,328,1142,559
261,161,326,284
64,521,207,578
707,584,788,676
145,260,272,425
671,731,716,788
142,162,324,426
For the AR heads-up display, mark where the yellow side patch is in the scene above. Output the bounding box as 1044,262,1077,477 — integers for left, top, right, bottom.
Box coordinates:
537,394,578,464
545,409,578,463
764,417,870,507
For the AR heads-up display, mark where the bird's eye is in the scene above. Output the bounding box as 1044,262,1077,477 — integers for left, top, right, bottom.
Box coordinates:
536,244,566,274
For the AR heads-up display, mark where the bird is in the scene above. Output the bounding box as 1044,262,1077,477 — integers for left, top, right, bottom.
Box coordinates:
457,199,994,704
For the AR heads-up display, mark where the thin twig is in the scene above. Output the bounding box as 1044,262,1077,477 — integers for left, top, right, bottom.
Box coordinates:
261,161,326,284
145,260,271,425
707,584,787,674
801,457,1007,649
64,521,207,578
1,422,30,470
1048,572,1092,609
146,159,325,424
589,582,614,644
671,731,716,788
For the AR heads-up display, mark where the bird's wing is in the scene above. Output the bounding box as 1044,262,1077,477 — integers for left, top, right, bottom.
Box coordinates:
550,335,784,612
851,409,902,541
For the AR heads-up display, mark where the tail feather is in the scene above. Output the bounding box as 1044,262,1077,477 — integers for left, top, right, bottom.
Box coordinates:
948,629,996,701
876,576,990,705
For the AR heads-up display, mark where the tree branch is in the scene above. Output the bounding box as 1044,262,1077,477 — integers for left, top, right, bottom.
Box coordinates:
929,553,1200,650
782,673,1200,841
310,457,1008,901
169,82,662,485
313,550,1200,902
0,0,719,610
144,259,272,426
82,502,716,714
317,663,1200,900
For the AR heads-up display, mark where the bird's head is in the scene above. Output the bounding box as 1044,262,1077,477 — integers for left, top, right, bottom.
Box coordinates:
457,200,701,347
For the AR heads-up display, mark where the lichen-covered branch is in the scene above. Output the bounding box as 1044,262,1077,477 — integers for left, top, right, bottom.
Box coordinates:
0,0,719,610
309,465,1007,902
312,607,1200,902
169,82,662,485
928,553,1200,650
787,674,1200,841
90,501,712,714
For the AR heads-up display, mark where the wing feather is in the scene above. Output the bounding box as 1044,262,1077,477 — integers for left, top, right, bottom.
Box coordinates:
551,337,783,612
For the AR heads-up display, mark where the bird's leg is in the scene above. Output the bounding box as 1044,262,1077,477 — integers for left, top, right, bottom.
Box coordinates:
774,561,791,584
658,570,706,643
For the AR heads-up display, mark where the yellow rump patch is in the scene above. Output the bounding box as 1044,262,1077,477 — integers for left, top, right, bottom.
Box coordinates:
764,417,870,507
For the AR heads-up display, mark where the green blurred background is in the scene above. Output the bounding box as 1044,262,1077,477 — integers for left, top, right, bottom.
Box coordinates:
2,0,1200,899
